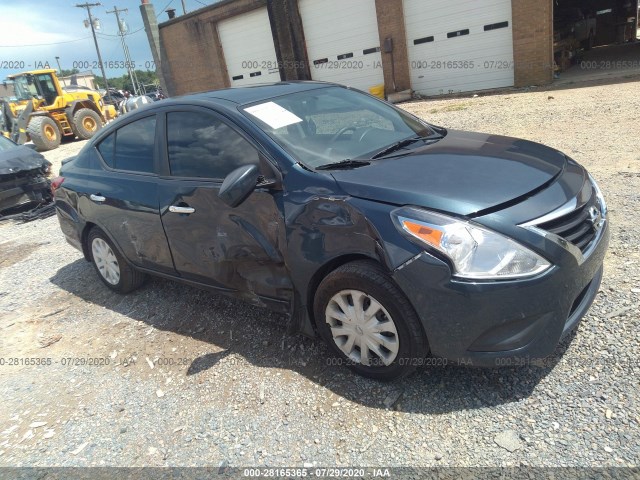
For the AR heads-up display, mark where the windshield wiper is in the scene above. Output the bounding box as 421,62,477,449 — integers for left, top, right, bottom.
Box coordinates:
370,136,425,159
316,159,371,170
371,134,444,160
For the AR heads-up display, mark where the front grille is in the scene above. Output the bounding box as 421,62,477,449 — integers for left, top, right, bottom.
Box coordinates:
537,189,598,253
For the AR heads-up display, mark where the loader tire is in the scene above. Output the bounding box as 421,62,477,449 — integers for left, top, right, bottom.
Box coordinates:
72,108,102,140
27,116,61,152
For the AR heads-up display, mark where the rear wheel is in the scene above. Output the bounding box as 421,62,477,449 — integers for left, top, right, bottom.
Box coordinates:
72,108,102,140
314,260,428,380
88,228,146,293
27,116,61,151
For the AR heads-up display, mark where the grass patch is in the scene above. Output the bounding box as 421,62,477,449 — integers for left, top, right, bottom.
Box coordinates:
428,102,471,114
442,103,470,112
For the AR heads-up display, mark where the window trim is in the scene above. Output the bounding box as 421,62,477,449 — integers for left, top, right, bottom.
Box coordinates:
161,106,273,183
94,114,160,176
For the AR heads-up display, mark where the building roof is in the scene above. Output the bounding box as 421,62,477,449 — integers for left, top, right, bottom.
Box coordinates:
59,71,95,80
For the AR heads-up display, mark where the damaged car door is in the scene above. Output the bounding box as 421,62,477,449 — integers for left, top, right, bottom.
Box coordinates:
91,114,175,274
157,108,291,311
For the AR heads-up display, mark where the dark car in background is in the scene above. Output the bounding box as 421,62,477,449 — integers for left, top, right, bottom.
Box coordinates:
554,7,597,49
54,82,609,380
0,135,52,214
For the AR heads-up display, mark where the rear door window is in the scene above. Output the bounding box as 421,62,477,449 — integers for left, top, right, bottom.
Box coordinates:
113,116,156,173
97,132,115,167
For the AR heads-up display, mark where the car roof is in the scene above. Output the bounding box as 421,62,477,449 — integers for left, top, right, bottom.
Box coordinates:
88,81,343,145
171,81,336,106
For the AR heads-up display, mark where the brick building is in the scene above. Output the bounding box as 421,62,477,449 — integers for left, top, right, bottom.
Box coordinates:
145,0,636,97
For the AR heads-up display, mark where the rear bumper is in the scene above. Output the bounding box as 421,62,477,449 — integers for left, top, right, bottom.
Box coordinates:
393,221,609,367
55,199,84,253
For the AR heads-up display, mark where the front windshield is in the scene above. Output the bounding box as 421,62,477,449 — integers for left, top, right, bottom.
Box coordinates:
241,86,437,169
12,76,37,101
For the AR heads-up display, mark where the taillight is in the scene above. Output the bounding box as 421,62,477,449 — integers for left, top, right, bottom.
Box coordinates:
51,176,65,194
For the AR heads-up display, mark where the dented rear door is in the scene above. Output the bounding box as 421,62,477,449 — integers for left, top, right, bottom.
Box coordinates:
87,113,176,275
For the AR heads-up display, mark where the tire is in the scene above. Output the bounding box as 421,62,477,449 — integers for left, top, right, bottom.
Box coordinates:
87,227,146,293
72,108,102,140
27,116,61,151
583,32,594,50
314,260,428,381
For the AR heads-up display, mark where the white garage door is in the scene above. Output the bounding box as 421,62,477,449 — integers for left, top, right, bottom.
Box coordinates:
218,7,281,86
404,0,514,96
298,0,384,92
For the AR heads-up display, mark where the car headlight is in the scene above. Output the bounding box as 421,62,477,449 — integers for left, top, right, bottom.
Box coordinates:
392,207,551,280
588,173,607,216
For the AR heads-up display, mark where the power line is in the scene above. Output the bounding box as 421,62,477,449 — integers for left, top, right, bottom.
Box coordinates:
76,2,112,100
0,37,92,48
106,5,141,95
96,27,144,37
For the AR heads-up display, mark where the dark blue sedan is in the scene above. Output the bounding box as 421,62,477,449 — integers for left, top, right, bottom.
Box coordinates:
54,82,609,380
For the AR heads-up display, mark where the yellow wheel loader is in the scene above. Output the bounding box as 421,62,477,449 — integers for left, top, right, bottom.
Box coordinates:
0,69,117,151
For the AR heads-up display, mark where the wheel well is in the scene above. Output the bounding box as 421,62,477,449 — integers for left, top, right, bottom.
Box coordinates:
68,101,103,122
81,222,97,261
306,254,384,328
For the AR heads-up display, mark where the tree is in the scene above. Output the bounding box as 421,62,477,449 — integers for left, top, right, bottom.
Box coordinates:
59,68,80,78
106,70,159,94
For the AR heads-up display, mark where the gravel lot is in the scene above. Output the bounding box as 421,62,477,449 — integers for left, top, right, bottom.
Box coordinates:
0,81,639,469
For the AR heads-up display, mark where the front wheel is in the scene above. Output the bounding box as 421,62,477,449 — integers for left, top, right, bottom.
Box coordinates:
314,260,428,380
27,116,61,151
88,228,146,293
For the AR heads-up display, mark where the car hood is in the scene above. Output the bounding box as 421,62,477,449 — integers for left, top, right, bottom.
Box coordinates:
0,146,50,177
331,129,566,216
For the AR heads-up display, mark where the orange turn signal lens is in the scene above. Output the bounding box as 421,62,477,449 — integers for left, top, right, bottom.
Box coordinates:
402,220,443,247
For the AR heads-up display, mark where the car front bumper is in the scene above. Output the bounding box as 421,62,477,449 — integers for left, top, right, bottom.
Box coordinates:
392,220,609,367
0,175,51,213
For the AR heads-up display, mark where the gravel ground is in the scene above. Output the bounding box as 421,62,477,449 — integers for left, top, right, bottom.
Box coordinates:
0,81,639,469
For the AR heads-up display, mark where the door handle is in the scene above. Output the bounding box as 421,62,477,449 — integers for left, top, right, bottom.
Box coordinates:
169,205,195,214
90,194,106,203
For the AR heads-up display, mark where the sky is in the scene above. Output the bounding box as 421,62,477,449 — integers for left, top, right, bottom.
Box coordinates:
0,0,218,83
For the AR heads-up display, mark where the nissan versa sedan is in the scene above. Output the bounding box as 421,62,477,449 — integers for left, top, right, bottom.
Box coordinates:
54,82,609,380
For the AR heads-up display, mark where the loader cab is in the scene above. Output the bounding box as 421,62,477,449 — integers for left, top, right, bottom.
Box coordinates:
10,70,61,108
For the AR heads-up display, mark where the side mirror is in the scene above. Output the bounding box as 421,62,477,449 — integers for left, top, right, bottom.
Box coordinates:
218,164,259,208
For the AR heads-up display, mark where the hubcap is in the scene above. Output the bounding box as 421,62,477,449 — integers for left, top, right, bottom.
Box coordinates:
83,117,97,131
44,124,57,141
91,238,120,285
325,289,399,366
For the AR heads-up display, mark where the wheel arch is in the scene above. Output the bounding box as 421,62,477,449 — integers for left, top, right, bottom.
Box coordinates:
66,100,104,123
81,221,131,267
305,253,387,331
80,221,96,261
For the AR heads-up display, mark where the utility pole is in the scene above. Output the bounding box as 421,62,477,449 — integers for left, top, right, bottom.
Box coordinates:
106,6,139,95
75,2,112,104
181,0,187,15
